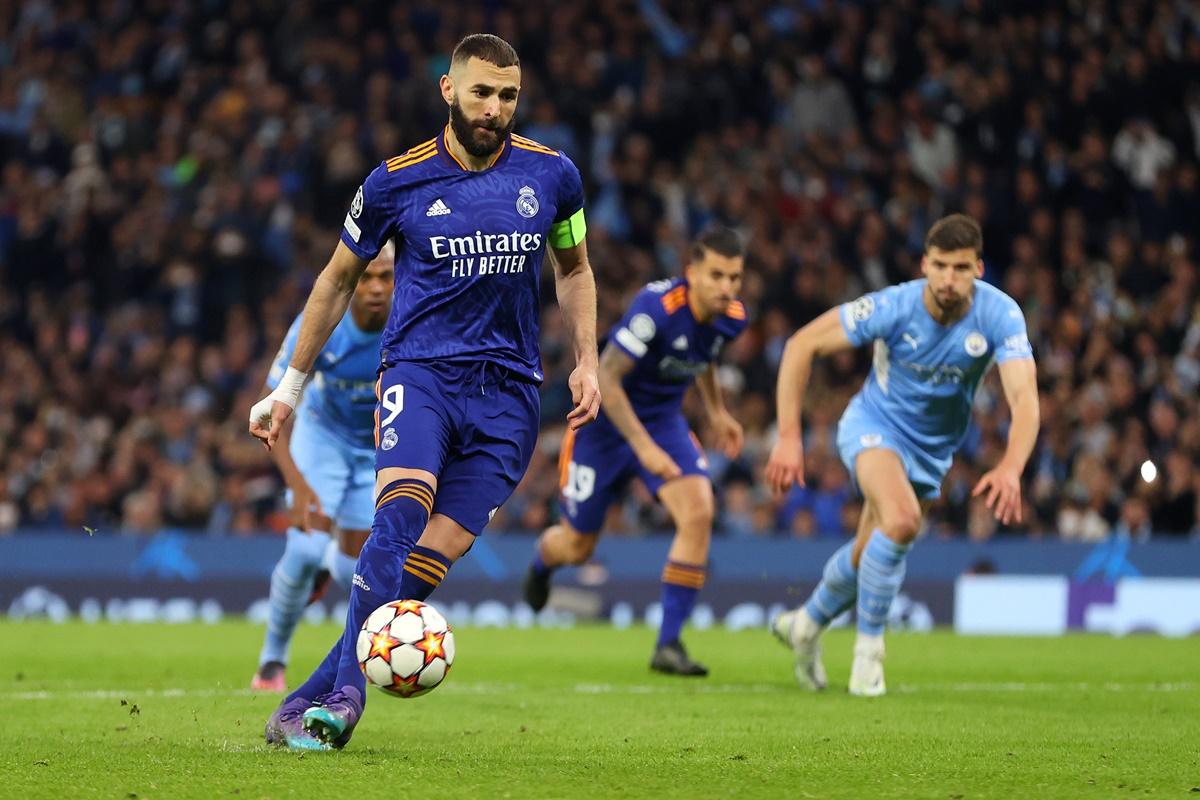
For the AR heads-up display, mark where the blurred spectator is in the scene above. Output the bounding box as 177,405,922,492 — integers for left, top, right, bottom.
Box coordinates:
0,1,1197,542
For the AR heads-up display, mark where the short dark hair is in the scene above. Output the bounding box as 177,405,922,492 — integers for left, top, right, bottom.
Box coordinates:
691,226,745,261
925,214,983,257
451,34,520,70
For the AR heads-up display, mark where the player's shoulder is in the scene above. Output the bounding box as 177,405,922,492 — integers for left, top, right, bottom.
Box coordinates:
973,281,1024,321
636,277,687,317
719,299,748,332
373,136,441,182
509,133,562,158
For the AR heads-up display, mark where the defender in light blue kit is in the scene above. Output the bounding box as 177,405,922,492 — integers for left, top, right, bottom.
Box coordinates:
766,214,1040,696
250,244,393,693
524,227,749,676
249,34,600,750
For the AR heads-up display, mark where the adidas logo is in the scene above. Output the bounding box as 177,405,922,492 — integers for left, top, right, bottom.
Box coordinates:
672,335,688,350
426,198,452,217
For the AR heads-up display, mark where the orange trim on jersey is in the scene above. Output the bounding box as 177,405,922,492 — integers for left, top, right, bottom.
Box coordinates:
387,148,437,172
726,300,746,320
662,286,688,314
558,428,577,489
386,139,436,166
441,126,507,170
511,134,559,156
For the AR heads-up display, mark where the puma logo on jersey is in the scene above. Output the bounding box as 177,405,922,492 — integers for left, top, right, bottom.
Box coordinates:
902,332,920,350
426,198,452,217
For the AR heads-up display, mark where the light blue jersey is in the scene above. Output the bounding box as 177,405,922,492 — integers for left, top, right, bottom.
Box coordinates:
835,279,1033,497
268,311,381,452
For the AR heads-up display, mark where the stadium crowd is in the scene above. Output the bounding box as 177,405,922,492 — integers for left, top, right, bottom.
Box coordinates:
1,0,1198,541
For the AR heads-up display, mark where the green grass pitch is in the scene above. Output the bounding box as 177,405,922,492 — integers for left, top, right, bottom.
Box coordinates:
1,621,1197,799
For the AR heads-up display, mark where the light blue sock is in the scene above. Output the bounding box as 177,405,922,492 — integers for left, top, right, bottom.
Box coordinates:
856,529,911,636
803,541,857,626
323,539,358,590
259,527,330,666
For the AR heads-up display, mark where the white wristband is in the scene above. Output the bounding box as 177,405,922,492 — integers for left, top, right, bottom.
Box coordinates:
271,366,308,410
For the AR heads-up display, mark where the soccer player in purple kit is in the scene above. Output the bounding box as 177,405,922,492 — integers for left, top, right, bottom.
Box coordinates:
523,227,748,676
248,34,600,750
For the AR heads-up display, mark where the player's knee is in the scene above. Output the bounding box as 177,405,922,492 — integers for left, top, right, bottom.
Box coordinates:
563,530,597,564
880,503,921,543
673,494,715,536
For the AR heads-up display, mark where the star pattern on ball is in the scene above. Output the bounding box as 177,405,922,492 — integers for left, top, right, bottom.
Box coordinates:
413,629,447,667
367,630,402,663
391,599,426,616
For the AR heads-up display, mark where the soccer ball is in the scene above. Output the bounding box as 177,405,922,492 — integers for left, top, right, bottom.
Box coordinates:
356,600,455,698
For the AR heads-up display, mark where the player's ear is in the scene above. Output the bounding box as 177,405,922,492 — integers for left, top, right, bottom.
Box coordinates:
439,74,455,106
976,258,985,278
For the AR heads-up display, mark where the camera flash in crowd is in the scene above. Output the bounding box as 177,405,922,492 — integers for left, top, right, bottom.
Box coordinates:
1140,460,1157,483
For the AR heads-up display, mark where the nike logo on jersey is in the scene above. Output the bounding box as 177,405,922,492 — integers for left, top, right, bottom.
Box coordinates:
426,198,452,217
672,335,689,350
902,332,920,350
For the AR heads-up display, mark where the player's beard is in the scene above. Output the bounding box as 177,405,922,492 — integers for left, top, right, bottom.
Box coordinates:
449,98,513,158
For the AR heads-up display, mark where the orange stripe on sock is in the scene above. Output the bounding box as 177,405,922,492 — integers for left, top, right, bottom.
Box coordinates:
403,563,443,586
406,553,448,578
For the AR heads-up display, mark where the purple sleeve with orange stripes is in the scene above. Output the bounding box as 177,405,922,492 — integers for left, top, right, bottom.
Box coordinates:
340,161,398,261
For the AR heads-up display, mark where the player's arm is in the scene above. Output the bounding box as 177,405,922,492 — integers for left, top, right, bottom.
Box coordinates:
973,358,1039,525
249,241,369,449
550,240,601,430
765,307,856,493
696,364,743,458
598,344,681,480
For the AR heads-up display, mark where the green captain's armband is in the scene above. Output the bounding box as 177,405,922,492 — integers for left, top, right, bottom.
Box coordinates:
549,208,587,249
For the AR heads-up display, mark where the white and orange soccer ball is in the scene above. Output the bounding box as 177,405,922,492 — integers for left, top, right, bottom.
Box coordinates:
356,600,455,698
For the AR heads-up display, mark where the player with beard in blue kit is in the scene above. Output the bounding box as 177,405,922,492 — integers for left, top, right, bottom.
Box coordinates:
248,34,601,750
523,227,749,676
251,244,394,693
765,214,1039,697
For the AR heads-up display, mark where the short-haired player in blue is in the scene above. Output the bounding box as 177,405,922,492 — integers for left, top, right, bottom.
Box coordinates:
250,244,394,692
765,214,1040,696
524,227,748,676
249,34,600,750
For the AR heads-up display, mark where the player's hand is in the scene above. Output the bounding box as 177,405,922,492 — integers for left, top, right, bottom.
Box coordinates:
566,364,601,431
249,397,294,452
712,410,744,459
765,431,805,494
289,478,325,532
972,462,1023,525
637,443,683,481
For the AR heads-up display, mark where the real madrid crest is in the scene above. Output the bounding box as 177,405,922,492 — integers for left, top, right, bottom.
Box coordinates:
516,185,539,218
964,331,988,357
351,185,364,218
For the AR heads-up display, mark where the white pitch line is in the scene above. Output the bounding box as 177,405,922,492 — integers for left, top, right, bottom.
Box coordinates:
0,680,1194,702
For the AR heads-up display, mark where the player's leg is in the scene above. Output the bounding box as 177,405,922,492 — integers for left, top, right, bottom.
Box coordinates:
772,500,878,691
848,447,924,697
254,415,343,691
651,474,714,676
278,364,451,749
323,447,376,590
524,425,629,611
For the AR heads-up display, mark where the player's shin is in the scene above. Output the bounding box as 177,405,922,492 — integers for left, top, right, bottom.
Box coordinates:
855,529,911,636
803,540,858,629
328,479,434,698
260,527,331,669
397,545,453,601
657,561,706,647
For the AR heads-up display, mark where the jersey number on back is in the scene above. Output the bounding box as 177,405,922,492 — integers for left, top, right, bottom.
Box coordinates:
562,461,595,502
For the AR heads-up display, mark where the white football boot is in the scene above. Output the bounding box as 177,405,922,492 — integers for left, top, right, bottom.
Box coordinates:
771,607,827,691
848,633,886,697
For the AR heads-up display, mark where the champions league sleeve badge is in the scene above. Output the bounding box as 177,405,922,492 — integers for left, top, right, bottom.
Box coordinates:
516,185,539,218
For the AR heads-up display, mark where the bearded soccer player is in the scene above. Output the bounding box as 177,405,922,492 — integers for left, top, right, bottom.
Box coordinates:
249,34,600,749
765,214,1039,696
524,227,748,676
250,245,394,692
